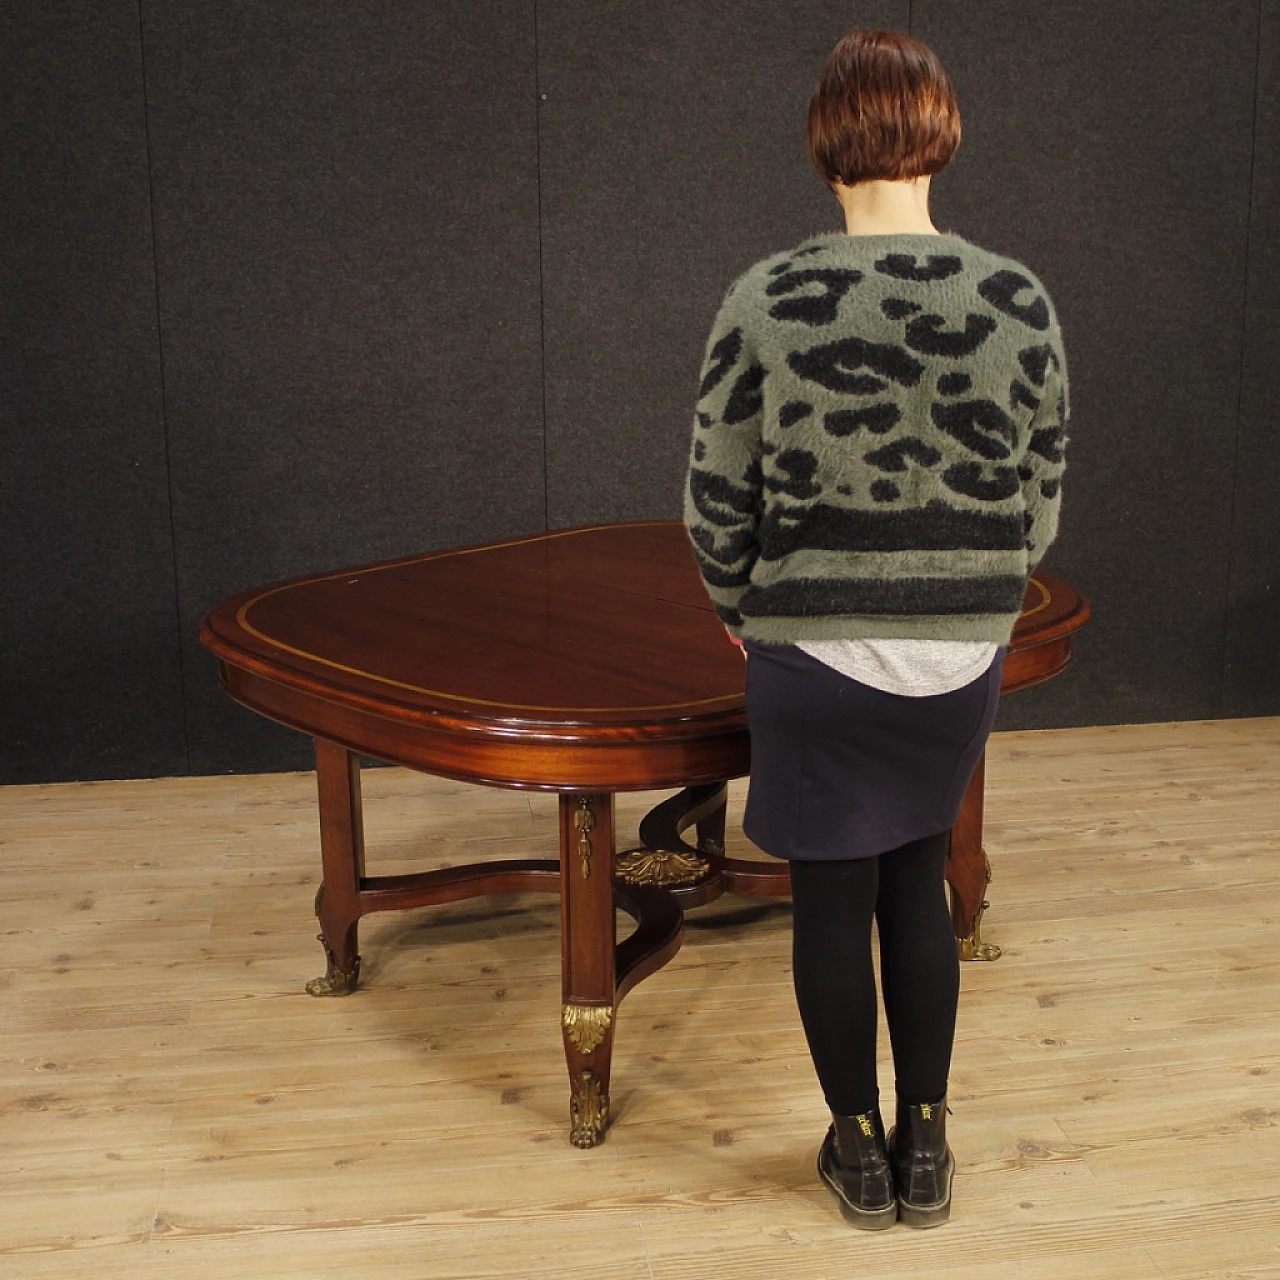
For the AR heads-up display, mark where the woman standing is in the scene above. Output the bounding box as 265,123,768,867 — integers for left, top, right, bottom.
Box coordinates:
683,29,1068,1229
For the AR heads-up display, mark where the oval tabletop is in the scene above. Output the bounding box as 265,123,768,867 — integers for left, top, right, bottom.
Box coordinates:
200,520,1088,789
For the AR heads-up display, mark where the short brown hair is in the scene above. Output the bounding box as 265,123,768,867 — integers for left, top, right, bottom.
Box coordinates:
806,29,961,187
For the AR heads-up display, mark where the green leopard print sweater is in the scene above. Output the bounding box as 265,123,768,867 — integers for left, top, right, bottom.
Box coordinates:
683,231,1069,644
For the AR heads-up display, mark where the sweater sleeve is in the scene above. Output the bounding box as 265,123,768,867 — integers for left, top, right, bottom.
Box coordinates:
682,290,767,633
1020,333,1069,574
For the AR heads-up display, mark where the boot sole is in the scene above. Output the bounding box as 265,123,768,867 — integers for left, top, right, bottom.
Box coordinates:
898,1199,950,1228
834,1195,899,1230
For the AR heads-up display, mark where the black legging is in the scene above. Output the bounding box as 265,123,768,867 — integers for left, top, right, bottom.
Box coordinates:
789,829,959,1117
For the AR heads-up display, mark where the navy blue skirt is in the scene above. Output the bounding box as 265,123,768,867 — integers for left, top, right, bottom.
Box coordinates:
742,642,1004,862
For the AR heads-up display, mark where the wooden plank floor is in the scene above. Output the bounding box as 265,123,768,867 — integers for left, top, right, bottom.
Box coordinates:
1,719,1278,1279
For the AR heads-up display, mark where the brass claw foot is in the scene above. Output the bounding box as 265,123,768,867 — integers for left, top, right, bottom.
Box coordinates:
306,935,361,995
569,1069,610,1148
957,902,1001,962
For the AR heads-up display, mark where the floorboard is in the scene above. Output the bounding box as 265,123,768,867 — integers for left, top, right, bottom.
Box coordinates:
1,720,1277,1278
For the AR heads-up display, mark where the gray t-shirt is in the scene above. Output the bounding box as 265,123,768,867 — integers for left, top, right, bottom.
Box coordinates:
797,638,997,696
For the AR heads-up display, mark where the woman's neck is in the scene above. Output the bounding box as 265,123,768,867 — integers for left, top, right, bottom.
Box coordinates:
833,177,939,237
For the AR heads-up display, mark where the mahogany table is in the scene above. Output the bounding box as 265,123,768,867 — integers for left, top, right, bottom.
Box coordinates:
200,520,1088,1147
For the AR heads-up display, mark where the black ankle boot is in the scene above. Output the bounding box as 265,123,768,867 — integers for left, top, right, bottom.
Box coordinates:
817,1109,897,1229
888,1095,954,1228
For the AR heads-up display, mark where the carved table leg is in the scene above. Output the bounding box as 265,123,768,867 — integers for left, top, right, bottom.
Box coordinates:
307,738,366,995
694,790,727,858
947,751,1000,961
559,792,616,1147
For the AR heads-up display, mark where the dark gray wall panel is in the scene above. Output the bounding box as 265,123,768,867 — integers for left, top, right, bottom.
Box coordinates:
1,3,186,783
538,3,907,530
4,3,1277,784
915,1,1258,729
1224,1,1280,717
142,3,545,774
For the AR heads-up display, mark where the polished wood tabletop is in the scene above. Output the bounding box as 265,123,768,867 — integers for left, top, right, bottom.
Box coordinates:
200,520,1089,1146
202,521,751,791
